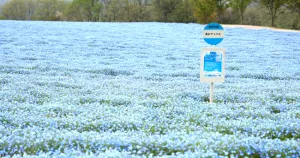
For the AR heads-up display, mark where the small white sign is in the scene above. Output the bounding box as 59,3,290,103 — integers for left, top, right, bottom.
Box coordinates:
200,47,225,82
203,30,225,38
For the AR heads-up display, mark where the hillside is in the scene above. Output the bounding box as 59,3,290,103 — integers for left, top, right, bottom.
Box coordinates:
0,21,299,157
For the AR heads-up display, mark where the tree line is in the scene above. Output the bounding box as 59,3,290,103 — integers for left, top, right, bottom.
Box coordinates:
1,0,299,29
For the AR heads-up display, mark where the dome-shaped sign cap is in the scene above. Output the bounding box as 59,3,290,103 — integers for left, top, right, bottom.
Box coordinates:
203,22,224,45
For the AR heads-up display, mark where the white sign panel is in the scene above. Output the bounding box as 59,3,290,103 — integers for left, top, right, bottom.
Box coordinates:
200,47,225,82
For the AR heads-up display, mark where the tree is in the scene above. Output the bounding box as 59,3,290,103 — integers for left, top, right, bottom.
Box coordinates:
65,0,102,21
134,0,152,22
24,0,36,20
152,0,181,22
283,0,300,29
171,0,195,23
78,0,103,21
1,0,28,20
105,0,122,21
116,0,150,22
259,0,285,27
64,1,83,21
121,0,136,22
286,0,300,14
34,0,66,21
191,0,217,23
216,0,229,23
229,0,252,24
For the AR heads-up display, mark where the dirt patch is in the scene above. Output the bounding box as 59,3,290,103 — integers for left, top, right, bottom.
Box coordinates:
223,24,300,33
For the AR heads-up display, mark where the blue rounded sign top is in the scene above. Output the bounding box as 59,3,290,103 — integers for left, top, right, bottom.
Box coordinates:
203,22,224,45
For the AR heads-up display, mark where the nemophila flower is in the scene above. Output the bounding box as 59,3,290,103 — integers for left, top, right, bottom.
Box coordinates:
0,21,299,157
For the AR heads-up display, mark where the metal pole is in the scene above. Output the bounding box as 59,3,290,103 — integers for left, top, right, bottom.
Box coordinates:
210,82,214,103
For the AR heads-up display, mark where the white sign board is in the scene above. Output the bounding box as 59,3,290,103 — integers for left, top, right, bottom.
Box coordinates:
200,47,225,83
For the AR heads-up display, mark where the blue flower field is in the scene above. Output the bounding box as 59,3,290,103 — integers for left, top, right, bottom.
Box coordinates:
0,21,300,157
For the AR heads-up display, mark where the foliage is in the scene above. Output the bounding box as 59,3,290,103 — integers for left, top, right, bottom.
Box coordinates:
170,0,195,23
191,0,217,23
0,0,300,30
76,0,103,22
259,0,286,27
216,0,230,23
64,0,103,22
104,0,123,22
152,0,182,22
0,21,300,157
284,0,300,29
34,0,66,21
229,0,252,24
276,9,300,30
243,7,263,25
1,0,66,21
286,0,300,14
1,0,28,20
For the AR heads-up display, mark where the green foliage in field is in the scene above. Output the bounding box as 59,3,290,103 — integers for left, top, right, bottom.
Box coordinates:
0,0,299,30
229,0,252,24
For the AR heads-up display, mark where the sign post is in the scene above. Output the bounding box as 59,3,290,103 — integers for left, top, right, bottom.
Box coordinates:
201,23,225,104
210,82,214,103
